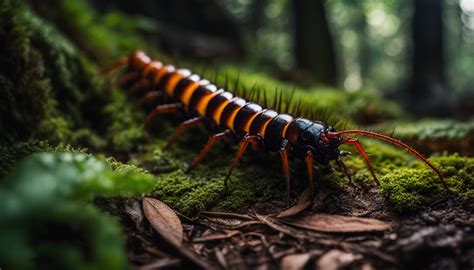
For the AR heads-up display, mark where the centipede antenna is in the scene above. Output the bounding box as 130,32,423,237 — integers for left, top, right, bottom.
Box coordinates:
333,130,449,191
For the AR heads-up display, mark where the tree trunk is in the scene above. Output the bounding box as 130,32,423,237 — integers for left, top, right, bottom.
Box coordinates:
408,0,450,115
292,0,337,86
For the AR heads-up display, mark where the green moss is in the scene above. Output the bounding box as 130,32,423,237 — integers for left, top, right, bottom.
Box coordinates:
379,154,474,211
151,166,284,215
0,1,107,146
31,0,157,62
136,138,286,215
102,90,146,152
370,119,474,155
379,119,474,141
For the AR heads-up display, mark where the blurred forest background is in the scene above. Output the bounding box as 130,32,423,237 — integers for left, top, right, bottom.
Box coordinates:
85,0,474,117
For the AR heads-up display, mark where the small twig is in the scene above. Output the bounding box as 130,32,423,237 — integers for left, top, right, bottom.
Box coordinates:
137,258,181,270
200,211,254,221
192,230,242,243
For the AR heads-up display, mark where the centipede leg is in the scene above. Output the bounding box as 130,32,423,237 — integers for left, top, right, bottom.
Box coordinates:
164,117,205,150
336,158,353,185
224,134,261,187
119,71,140,86
305,150,315,191
279,139,292,205
102,57,128,75
135,91,166,108
187,130,232,173
343,138,380,185
144,103,183,128
127,79,152,97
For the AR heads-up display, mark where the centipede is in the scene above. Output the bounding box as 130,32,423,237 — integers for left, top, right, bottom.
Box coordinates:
105,51,450,203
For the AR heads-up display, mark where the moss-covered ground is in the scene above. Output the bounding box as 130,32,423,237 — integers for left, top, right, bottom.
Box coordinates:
0,0,473,268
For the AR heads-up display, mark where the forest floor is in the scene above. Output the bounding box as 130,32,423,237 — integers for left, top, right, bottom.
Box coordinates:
103,164,473,270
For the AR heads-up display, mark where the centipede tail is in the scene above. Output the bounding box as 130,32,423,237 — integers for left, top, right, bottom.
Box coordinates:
106,51,449,205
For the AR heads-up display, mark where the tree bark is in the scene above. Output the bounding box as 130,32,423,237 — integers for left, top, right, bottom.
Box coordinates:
292,0,337,86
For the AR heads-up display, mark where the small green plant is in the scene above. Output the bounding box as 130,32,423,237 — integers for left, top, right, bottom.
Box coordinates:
0,152,156,269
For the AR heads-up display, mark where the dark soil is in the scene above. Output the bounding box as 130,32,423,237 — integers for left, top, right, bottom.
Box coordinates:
98,185,474,270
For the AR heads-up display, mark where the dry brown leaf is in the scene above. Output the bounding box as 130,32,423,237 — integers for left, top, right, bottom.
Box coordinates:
282,213,391,233
142,197,183,247
315,249,361,270
280,253,312,270
143,198,216,269
277,187,314,218
214,248,228,269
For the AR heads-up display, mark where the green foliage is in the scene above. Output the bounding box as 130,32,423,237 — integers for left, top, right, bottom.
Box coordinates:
0,140,87,178
0,152,156,269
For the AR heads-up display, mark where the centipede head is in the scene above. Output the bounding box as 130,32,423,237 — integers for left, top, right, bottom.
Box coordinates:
286,118,343,164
